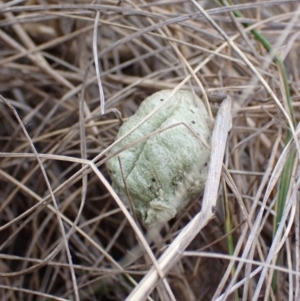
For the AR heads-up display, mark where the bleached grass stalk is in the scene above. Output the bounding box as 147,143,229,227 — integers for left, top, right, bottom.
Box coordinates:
125,95,232,300
93,10,105,115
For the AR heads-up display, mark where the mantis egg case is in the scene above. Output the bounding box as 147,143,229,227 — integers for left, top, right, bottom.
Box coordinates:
106,90,212,226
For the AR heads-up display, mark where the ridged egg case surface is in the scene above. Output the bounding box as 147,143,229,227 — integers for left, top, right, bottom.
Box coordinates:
106,90,212,226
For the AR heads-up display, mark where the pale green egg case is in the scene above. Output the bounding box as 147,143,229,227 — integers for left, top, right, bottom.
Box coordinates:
106,90,212,226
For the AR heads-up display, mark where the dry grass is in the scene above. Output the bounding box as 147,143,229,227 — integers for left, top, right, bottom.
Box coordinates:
1,1,300,300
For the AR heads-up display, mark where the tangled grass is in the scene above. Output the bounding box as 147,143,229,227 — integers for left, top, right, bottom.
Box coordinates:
1,1,300,300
